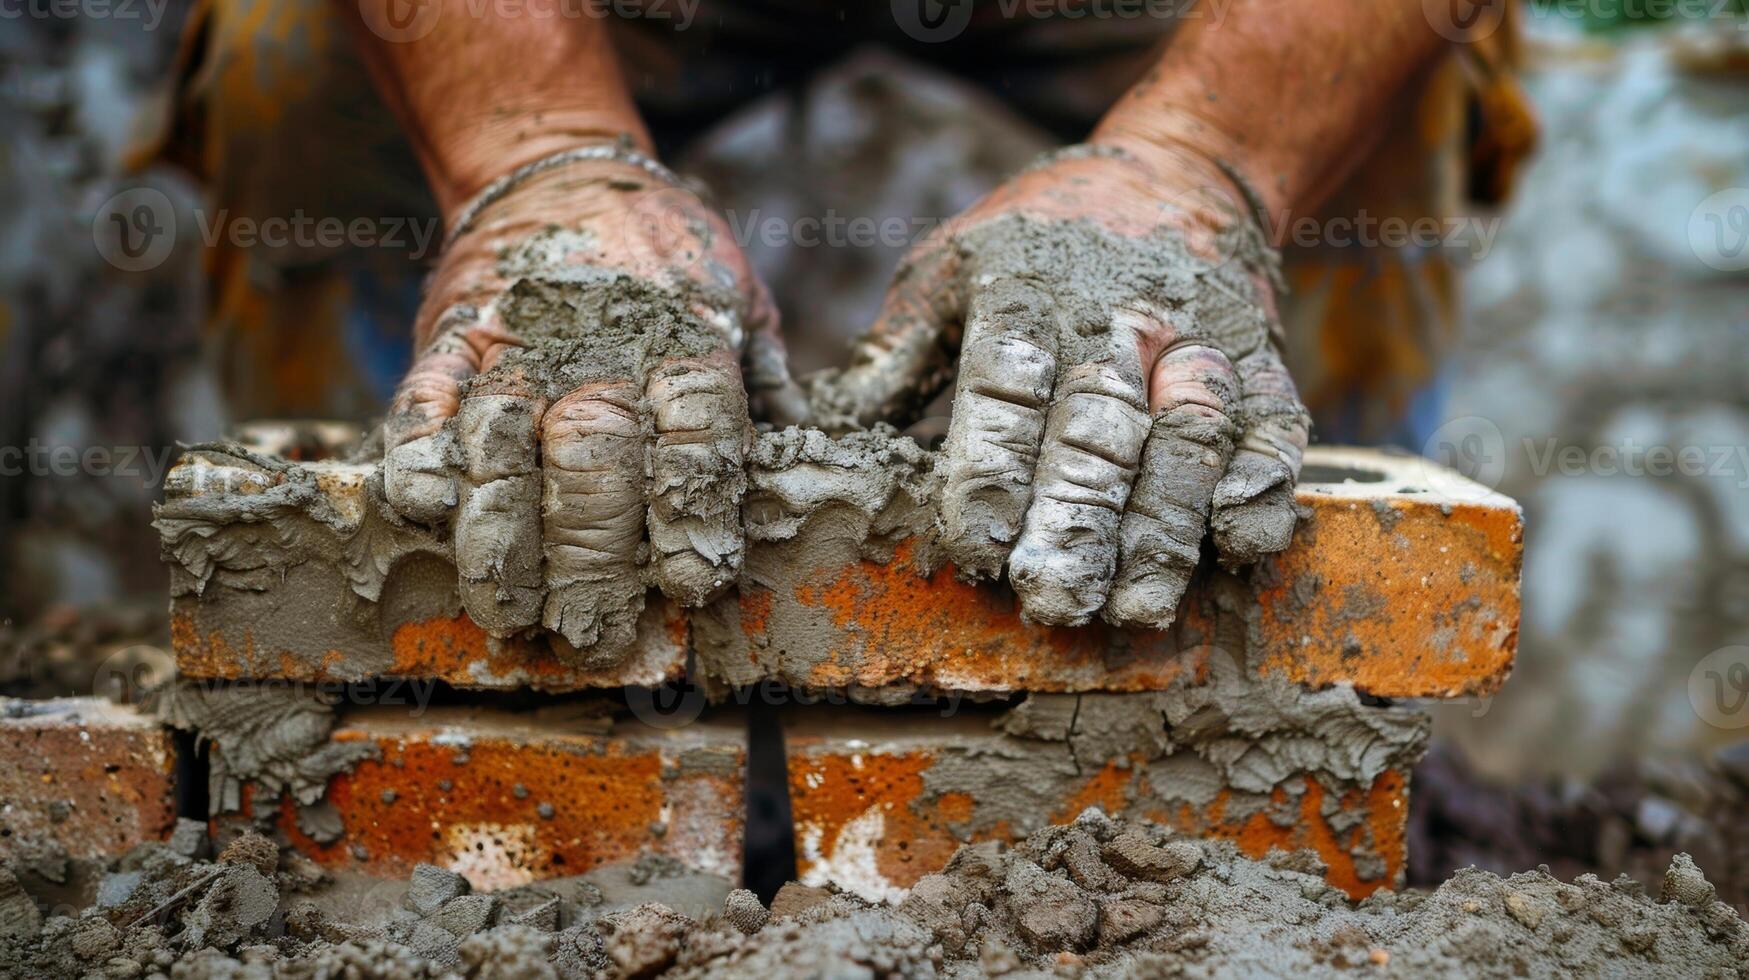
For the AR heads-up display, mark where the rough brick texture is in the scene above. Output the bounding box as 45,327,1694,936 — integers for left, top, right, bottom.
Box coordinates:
784,702,1421,902
0,698,178,862
165,432,1520,701
223,705,746,889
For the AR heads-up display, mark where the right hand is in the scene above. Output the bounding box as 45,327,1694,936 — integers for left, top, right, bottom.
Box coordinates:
382,152,806,666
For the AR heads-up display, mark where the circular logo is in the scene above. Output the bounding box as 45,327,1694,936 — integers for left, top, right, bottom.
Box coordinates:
1423,0,1507,42
1414,414,1507,502
892,0,974,42
93,188,176,272
92,644,177,704
624,681,707,730
1689,646,1749,730
359,0,441,43
1688,188,1749,274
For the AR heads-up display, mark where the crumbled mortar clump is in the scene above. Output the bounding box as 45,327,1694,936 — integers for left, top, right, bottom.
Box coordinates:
3,812,1745,978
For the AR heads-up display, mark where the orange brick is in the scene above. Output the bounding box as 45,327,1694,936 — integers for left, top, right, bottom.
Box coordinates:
161,449,687,692
0,698,178,862
232,705,745,889
784,705,1415,902
700,446,1520,700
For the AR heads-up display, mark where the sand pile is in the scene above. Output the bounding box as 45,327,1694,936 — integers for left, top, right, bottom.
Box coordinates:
3,809,1745,978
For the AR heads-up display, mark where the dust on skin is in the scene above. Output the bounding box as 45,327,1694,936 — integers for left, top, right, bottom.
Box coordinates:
4,813,1743,978
385,233,752,668
810,211,1305,632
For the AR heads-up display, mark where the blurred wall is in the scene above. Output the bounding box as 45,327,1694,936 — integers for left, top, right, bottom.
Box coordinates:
1435,20,1749,776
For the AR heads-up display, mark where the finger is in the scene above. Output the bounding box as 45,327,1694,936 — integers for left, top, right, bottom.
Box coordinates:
383,314,477,524
741,282,811,428
453,372,546,634
1210,342,1310,567
1007,360,1151,626
808,247,961,428
541,381,647,665
936,277,1058,581
1103,344,1241,630
646,349,749,606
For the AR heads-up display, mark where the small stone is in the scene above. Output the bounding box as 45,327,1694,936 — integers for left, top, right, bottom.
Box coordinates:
1370,949,1391,966
1504,892,1545,930
66,918,121,959
601,904,691,977
218,831,279,878
1096,897,1162,945
1061,838,1120,892
769,882,833,920
405,920,461,963
406,863,471,916
429,894,500,938
1101,833,1199,884
721,888,768,935
438,779,454,792
1660,853,1717,908
510,898,562,932
183,866,278,949
168,818,209,860
95,871,145,908
537,802,556,820
0,868,42,940
1005,861,1096,952
512,784,530,799
380,789,398,805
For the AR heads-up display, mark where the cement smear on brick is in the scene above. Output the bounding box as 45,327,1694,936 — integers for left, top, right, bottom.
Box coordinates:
5,814,1744,978
151,683,380,836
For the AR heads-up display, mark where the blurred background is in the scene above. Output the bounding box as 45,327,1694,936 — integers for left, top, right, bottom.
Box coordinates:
2,0,1746,901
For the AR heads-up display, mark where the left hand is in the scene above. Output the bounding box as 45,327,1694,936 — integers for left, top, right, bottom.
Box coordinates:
811,144,1310,629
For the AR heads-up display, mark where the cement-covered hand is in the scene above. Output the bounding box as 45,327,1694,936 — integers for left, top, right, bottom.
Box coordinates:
381,157,806,665
814,146,1309,629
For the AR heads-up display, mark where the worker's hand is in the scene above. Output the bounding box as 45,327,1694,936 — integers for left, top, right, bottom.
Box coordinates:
813,145,1309,629
381,154,806,666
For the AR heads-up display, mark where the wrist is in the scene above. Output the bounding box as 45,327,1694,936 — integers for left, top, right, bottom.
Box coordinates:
425,112,652,220
1086,130,1264,245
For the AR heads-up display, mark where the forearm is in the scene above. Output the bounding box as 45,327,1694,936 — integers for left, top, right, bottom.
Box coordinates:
1092,0,1477,222
343,0,649,217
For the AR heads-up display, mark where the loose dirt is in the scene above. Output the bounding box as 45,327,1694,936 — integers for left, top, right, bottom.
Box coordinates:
4,810,1743,979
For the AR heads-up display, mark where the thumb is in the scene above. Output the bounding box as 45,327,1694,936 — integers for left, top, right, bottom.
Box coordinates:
807,246,962,431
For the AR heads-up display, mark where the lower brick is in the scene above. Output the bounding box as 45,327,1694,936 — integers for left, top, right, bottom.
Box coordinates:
0,698,178,863
784,694,1424,902
224,705,746,890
